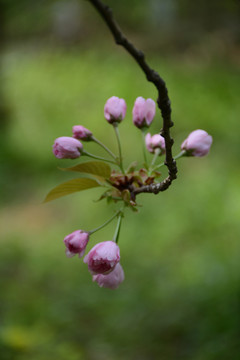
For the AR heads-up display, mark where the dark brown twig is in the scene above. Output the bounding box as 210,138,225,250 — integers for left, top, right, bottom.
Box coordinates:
88,0,178,195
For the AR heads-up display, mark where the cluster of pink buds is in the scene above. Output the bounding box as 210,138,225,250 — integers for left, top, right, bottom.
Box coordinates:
48,95,213,289
64,231,124,289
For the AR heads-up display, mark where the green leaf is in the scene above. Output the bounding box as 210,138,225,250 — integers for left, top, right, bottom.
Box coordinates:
60,161,111,179
44,178,101,203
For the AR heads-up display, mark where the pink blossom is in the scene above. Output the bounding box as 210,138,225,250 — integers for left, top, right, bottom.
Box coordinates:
93,263,124,289
64,230,89,258
84,241,120,275
145,133,165,154
72,125,92,141
181,129,213,157
132,97,156,128
53,136,83,159
104,96,127,124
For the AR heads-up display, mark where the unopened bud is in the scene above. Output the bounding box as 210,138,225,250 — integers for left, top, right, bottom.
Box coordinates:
145,133,165,154
64,230,89,258
93,263,124,289
181,129,213,157
104,96,127,124
72,125,92,141
84,241,120,275
132,97,155,129
53,137,83,159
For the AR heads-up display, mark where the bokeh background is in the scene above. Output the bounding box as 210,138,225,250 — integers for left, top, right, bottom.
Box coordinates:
0,0,240,359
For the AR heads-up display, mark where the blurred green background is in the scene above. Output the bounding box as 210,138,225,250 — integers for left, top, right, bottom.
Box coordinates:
0,0,240,359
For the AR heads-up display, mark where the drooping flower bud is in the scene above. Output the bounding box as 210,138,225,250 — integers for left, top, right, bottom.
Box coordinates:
181,129,213,157
53,136,83,159
84,241,120,275
72,125,92,141
132,97,155,129
64,230,89,258
93,263,124,289
104,96,127,124
145,133,165,154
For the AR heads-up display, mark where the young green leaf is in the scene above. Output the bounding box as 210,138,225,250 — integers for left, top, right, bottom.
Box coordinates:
44,178,101,203
126,161,138,173
60,161,111,179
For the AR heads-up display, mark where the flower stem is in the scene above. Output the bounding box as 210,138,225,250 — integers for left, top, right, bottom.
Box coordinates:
92,136,117,161
153,150,187,171
82,150,117,165
153,162,165,171
151,148,160,168
112,212,123,244
174,150,186,160
148,148,160,176
141,129,148,169
89,210,122,235
113,124,125,173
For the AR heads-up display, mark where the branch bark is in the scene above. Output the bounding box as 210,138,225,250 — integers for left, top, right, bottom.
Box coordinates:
88,0,178,195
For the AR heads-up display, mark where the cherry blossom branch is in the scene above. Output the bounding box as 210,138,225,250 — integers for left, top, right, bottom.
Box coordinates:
88,0,178,196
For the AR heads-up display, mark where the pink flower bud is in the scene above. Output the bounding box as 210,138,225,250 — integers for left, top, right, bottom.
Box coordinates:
145,133,165,154
64,230,89,258
84,241,120,275
93,263,124,289
132,97,156,129
104,96,127,124
181,129,213,157
53,136,83,159
72,125,92,141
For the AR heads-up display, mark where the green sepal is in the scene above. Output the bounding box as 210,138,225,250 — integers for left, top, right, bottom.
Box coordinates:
126,161,138,173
